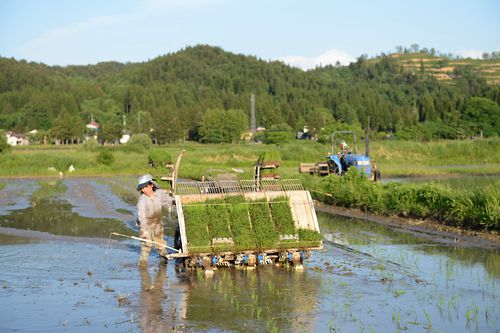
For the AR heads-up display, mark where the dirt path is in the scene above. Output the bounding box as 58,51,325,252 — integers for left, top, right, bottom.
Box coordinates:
315,202,500,249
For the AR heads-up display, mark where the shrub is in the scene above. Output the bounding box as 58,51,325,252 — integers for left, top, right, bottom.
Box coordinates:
0,132,11,154
148,149,172,180
80,137,100,152
312,173,500,231
125,133,151,152
96,149,114,166
265,123,293,145
54,156,77,171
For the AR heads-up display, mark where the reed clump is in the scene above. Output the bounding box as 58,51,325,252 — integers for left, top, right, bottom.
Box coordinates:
309,168,500,231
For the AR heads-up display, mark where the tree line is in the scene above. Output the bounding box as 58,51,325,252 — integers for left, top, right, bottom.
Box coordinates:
0,44,499,145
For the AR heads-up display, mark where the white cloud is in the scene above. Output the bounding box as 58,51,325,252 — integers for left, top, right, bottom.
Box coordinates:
458,48,484,59
18,14,138,65
20,15,130,49
280,49,356,70
144,0,224,11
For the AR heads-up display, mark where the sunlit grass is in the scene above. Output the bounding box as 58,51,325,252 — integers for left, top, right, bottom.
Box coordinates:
2,138,498,178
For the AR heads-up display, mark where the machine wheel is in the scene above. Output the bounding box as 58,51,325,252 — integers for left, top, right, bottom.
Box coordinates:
174,225,182,250
328,160,341,175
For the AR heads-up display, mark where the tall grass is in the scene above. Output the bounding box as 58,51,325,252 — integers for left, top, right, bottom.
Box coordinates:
307,169,500,231
2,138,498,178
373,138,500,176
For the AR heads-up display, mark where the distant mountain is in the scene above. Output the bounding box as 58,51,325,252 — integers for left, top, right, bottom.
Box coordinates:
0,44,499,142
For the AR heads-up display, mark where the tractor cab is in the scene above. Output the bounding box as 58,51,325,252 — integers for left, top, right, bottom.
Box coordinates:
299,130,381,181
327,131,372,177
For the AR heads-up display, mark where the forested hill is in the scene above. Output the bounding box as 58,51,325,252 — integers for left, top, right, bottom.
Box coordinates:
0,44,499,143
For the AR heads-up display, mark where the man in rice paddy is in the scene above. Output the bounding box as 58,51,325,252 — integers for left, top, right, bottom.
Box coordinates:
136,174,174,266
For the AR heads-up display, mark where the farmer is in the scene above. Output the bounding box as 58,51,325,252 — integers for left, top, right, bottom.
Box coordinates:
339,140,351,173
136,174,175,266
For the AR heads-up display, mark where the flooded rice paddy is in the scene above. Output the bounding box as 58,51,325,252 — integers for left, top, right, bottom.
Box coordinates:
0,177,499,332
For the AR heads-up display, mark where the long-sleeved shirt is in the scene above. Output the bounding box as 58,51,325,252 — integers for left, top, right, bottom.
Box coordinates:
136,189,174,230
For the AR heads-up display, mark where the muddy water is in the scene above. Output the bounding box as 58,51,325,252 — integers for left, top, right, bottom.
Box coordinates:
0,178,499,332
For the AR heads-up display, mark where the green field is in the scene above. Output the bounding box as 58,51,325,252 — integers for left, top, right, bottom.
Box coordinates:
2,138,499,179
2,138,499,232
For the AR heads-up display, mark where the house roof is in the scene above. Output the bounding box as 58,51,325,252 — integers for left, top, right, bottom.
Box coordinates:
86,120,100,129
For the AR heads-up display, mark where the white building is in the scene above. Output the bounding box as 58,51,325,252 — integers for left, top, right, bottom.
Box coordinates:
119,133,131,144
6,132,29,146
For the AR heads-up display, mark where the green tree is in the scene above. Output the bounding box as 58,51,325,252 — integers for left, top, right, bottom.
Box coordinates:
50,108,83,144
306,108,334,137
223,109,248,143
199,108,247,143
153,109,183,144
98,119,123,144
265,123,293,145
461,97,500,137
335,103,359,125
199,109,224,143
0,131,11,153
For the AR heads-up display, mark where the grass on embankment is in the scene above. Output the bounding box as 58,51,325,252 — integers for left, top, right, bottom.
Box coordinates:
304,169,500,232
371,138,500,177
1,138,498,179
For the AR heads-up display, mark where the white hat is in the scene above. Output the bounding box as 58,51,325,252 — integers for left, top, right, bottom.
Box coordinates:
137,174,159,191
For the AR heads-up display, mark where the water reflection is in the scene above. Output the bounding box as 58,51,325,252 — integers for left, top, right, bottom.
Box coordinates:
139,264,169,333
0,179,40,216
167,267,321,332
318,212,500,278
385,174,498,190
132,266,323,332
0,180,133,238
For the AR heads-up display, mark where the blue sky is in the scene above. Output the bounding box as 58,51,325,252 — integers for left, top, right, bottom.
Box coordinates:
0,0,499,69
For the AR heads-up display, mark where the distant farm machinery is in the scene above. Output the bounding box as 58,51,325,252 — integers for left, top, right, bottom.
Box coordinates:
300,130,381,181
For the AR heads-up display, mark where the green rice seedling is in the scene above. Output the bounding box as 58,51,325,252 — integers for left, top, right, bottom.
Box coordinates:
205,199,233,251
256,305,262,320
225,195,257,250
265,318,278,333
257,150,282,164
147,149,173,182
270,196,296,234
183,203,212,252
248,199,279,249
423,310,432,330
267,280,274,293
297,228,322,245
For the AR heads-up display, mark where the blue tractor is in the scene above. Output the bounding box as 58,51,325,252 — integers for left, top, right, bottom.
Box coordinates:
301,131,380,181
